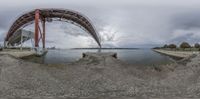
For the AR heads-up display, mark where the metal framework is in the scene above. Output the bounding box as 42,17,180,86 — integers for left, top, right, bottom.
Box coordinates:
5,8,101,48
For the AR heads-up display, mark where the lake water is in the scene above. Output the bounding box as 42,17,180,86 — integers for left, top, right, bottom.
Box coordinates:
23,49,175,66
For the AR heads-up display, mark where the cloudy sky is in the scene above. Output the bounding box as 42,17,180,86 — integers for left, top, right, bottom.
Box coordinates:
1,0,200,48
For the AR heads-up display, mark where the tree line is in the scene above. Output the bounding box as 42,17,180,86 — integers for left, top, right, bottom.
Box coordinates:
154,42,200,50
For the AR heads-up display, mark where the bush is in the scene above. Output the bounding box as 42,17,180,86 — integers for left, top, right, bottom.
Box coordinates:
180,42,191,49
194,43,200,48
163,44,168,48
168,44,177,49
153,47,161,49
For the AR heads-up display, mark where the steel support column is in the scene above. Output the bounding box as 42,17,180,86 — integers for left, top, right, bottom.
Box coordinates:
34,9,40,47
42,19,46,49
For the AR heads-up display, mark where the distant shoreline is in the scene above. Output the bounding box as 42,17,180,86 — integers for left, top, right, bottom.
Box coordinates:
71,48,140,50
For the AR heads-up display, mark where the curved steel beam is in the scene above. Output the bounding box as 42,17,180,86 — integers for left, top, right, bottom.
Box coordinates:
5,8,101,47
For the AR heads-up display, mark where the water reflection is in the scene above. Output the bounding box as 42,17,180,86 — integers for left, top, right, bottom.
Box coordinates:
22,49,174,66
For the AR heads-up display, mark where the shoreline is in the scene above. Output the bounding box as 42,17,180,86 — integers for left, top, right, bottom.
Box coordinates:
0,50,36,58
153,49,200,58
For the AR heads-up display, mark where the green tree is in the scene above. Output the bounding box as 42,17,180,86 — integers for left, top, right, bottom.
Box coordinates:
180,42,191,49
168,44,177,49
194,43,200,48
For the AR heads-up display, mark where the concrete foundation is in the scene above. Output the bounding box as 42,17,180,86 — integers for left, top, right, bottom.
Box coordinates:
82,52,117,58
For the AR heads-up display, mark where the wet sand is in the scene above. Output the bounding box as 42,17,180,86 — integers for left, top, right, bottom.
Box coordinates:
0,52,200,99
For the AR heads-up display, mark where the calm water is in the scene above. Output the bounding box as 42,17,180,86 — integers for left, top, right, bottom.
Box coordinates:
23,49,175,66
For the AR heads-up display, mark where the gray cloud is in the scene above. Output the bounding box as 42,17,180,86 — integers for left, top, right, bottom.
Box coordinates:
164,9,200,45
1,0,200,48
171,11,200,30
0,32,5,40
170,33,195,43
60,23,89,37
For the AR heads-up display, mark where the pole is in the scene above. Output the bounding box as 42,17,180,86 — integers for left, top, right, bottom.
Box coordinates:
42,19,46,49
35,9,40,48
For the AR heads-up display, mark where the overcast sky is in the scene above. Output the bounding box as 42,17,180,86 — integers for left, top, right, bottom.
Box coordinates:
1,0,200,48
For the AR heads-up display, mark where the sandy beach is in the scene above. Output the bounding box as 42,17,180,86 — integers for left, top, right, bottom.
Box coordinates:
153,49,199,58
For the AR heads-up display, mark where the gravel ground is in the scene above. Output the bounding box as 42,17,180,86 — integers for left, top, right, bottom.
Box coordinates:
0,52,200,99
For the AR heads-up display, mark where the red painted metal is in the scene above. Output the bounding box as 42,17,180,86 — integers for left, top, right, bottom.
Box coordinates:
34,9,39,47
42,20,46,48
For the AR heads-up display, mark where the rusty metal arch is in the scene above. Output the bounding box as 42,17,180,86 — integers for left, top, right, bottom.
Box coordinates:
5,8,101,47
